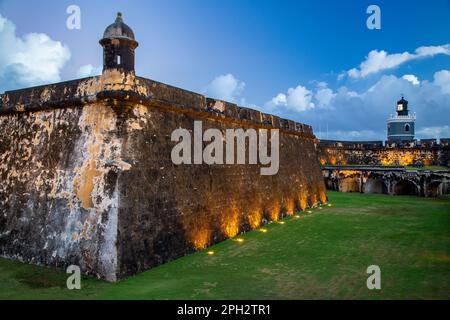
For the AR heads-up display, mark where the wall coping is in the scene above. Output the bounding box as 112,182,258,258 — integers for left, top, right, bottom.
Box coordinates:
319,139,450,149
0,74,315,139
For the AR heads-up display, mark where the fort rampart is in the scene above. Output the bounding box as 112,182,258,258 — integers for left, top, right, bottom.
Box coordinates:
0,71,326,281
318,139,450,167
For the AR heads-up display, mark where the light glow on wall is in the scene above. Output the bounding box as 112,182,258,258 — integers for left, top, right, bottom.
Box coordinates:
319,188,327,204
221,206,240,238
192,227,211,250
181,188,326,251
248,209,263,229
182,210,212,250
268,201,280,221
330,156,337,165
299,192,308,211
285,200,295,216
310,194,318,207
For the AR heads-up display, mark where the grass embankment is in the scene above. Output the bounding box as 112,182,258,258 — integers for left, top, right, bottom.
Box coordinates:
1,192,449,300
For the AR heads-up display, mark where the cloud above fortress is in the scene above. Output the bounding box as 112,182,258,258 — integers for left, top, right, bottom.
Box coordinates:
76,64,102,78
206,51,450,141
265,85,315,112
262,69,450,140
341,45,450,79
202,74,246,103
0,1,448,141
0,14,71,92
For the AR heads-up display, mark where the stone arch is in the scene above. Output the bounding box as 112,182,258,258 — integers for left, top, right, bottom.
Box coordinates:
364,178,388,194
426,181,443,198
324,177,337,191
339,177,360,193
393,180,418,196
443,182,450,195
405,123,410,132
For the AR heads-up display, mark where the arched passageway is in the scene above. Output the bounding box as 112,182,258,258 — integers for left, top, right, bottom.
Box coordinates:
324,177,337,191
443,182,450,195
364,178,388,194
426,181,443,197
393,180,418,196
339,177,360,193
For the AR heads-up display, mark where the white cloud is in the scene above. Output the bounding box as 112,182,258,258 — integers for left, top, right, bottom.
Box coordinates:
337,86,359,98
402,74,420,86
0,14,71,92
415,45,450,57
203,73,245,103
315,81,328,89
238,97,261,111
417,126,450,139
433,70,450,94
337,72,346,81
348,50,411,78
266,85,315,112
315,87,336,107
268,93,287,107
77,64,102,78
287,86,315,111
263,71,450,140
345,44,450,79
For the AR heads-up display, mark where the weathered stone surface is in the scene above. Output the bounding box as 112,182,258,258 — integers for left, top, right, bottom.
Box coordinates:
322,166,450,197
0,71,326,281
318,140,450,167
0,102,119,281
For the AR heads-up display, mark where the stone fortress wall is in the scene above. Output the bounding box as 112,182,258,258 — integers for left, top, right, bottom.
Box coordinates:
318,139,450,198
318,139,450,167
0,70,326,281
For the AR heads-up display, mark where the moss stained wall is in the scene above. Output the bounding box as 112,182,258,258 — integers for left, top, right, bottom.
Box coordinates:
0,103,120,281
114,102,326,279
319,145,449,167
0,72,326,281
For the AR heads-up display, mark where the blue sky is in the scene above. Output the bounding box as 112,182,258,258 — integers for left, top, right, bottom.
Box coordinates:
1,0,449,140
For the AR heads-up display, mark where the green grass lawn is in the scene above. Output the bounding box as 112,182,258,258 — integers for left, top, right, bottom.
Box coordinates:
1,191,449,300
